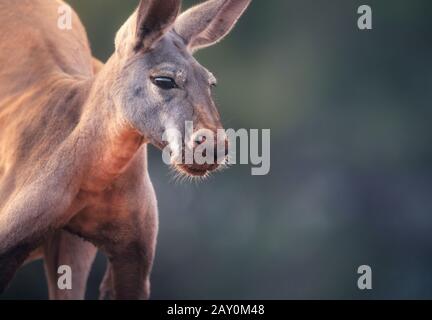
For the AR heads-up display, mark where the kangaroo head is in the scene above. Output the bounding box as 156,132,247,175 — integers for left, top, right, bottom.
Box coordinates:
110,0,251,177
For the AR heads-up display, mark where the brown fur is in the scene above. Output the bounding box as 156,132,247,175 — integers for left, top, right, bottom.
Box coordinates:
0,0,251,299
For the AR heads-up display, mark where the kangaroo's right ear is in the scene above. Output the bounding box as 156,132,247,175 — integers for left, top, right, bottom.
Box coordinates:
175,0,251,52
115,0,181,55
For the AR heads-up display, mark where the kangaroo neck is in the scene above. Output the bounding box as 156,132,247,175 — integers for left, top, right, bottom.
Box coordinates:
76,58,145,193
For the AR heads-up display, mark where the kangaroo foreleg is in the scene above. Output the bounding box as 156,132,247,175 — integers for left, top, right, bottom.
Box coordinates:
43,230,97,300
0,144,85,293
99,262,114,300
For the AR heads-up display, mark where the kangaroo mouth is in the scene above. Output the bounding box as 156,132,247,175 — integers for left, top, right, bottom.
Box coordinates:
176,163,220,177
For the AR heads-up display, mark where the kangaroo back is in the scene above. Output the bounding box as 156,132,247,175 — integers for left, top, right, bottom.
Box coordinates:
0,0,93,99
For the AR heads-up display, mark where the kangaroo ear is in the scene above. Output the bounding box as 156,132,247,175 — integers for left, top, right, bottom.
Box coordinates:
115,0,181,54
135,0,181,51
175,0,251,52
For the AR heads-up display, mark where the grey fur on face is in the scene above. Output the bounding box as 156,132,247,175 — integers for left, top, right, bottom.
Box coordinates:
111,0,252,161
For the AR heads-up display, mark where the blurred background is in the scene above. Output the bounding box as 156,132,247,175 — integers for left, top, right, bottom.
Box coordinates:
2,0,432,299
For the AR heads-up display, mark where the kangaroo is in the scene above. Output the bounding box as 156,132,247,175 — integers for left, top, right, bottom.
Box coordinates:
0,0,251,299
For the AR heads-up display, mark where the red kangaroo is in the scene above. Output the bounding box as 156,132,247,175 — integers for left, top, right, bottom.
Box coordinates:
0,0,251,299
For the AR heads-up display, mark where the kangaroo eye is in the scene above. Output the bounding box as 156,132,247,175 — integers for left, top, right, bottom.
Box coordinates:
152,76,178,90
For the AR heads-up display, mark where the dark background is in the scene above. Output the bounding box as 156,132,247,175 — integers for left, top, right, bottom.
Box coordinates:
2,0,432,299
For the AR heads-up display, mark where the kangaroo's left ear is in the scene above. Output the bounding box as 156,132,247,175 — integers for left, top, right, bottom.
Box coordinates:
135,0,181,51
175,0,252,52
115,0,181,55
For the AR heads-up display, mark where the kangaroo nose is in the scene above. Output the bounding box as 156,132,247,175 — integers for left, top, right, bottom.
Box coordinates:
190,129,228,164
191,129,213,148
194,134,207,147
